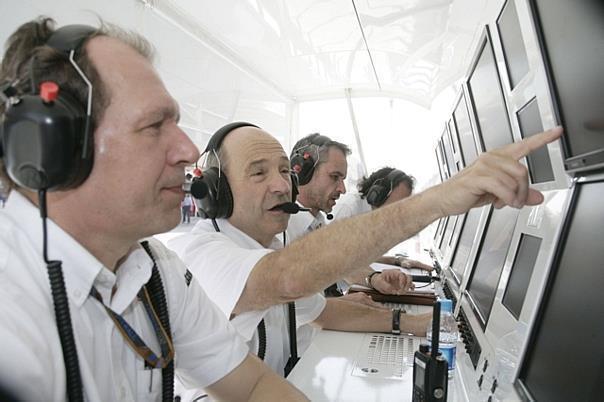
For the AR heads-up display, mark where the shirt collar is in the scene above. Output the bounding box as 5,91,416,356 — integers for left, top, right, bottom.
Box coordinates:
4,191,151,310
193,218,283,250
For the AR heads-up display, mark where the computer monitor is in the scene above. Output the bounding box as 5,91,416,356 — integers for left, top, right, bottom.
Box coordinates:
453,92,479,166
442,128,458,175
435,139,448,181
515,179,604,402
531,0,604,173
497,0,529,89
466,206,520,328
517,98,555,184
436,216,449,251
449,207,483,284
502,234,542,320
467,27,514,152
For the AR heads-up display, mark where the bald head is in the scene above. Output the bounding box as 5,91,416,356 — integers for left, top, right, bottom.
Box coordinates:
218,126,293,246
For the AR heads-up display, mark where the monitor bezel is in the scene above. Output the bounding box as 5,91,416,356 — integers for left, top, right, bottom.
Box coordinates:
465,25,513,154
514,175,604,400
528,0,604,174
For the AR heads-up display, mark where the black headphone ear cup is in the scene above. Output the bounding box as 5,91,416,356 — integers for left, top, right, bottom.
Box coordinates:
195,167,234,219
366,182,388,207
291,151,316,186
196,167,220,219
2,92,90,190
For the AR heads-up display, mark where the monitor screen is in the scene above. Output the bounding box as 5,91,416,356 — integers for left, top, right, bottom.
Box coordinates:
467,29,514,151
517,98,555,183
454,93,479,166
442,129,458,175
497,0,530,89
466,206,520,326
516,180,604,402
440,215,456,255
449,207,483,283
502,234,542,320
532,0,604,171
436,216,449,251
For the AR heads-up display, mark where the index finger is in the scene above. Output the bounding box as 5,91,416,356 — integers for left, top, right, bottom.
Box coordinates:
496,126,563,160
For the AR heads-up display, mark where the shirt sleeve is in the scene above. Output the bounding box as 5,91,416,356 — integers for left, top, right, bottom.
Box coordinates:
295,293,326,326
148,239,249,389
167,232,274,341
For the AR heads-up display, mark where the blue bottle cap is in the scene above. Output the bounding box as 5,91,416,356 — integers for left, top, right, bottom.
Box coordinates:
440,299,453,313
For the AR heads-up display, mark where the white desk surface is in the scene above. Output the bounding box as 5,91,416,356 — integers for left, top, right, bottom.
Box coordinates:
287,330,467,402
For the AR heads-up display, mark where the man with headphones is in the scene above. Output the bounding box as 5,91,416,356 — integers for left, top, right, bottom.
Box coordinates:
288,136,429,297
333,166,416,220
0,18,307,401
331,167,434,271
168,122,562,381
169,125,433,380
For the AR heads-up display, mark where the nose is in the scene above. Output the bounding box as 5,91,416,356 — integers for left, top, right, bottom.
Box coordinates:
168,123,200,166
337,178,347,195
270,171,292,196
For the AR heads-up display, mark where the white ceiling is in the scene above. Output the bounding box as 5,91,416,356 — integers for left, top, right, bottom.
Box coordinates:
150,0,493,107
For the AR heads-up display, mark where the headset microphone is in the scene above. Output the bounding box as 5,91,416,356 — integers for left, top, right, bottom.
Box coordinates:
271,202,310,214
326,213,333,220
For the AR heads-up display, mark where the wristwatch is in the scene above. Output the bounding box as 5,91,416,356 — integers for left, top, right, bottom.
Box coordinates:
365,271,381,289
391,308,402,335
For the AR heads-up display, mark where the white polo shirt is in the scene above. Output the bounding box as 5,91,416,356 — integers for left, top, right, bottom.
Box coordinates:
0,191,248,402
168,218,326,374
285,204,327,242
330,192,372,222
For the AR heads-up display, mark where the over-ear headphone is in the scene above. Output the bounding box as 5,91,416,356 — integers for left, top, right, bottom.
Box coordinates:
290,134,331,186
366,169,407,207
0,25,95,191
194,122,299,220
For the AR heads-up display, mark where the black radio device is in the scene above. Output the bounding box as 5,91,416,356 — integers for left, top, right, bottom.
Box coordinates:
412,301,448,402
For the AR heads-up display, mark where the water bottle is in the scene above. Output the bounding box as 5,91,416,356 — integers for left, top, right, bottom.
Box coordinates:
426,299,458,378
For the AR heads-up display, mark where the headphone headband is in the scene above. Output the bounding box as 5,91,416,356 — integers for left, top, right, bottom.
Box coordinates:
203,122,258,154
46,25,96,55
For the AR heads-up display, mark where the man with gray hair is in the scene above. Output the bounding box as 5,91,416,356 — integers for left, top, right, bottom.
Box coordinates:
0,18,307,401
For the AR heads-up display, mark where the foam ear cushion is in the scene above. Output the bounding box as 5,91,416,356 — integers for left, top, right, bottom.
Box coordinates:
1,92,90,190
366,183,389,207
290,151,316,186
196,166,234,219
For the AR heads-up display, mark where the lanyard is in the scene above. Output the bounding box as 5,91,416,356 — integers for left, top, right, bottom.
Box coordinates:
90,284,174,369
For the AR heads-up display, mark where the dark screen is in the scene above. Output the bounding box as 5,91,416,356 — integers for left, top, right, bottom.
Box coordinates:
467,206,520,325
450,208,483,282
502,234,542,320
517,180,604,402
454,93,479,166
497,0,529,89
440,215,456,255
468,32,514,151
517,98,555,183
533,0,604,160
437,216,449,250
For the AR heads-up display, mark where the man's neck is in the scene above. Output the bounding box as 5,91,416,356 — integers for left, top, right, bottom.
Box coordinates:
29,191,134,272
227,218,275,248
296,197,319,217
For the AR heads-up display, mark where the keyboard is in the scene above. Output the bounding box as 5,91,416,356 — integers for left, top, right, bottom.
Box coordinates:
381,302,423,315
351,333,423,379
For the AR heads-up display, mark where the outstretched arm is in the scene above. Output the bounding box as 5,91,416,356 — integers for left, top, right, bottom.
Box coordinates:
235,128,563,313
